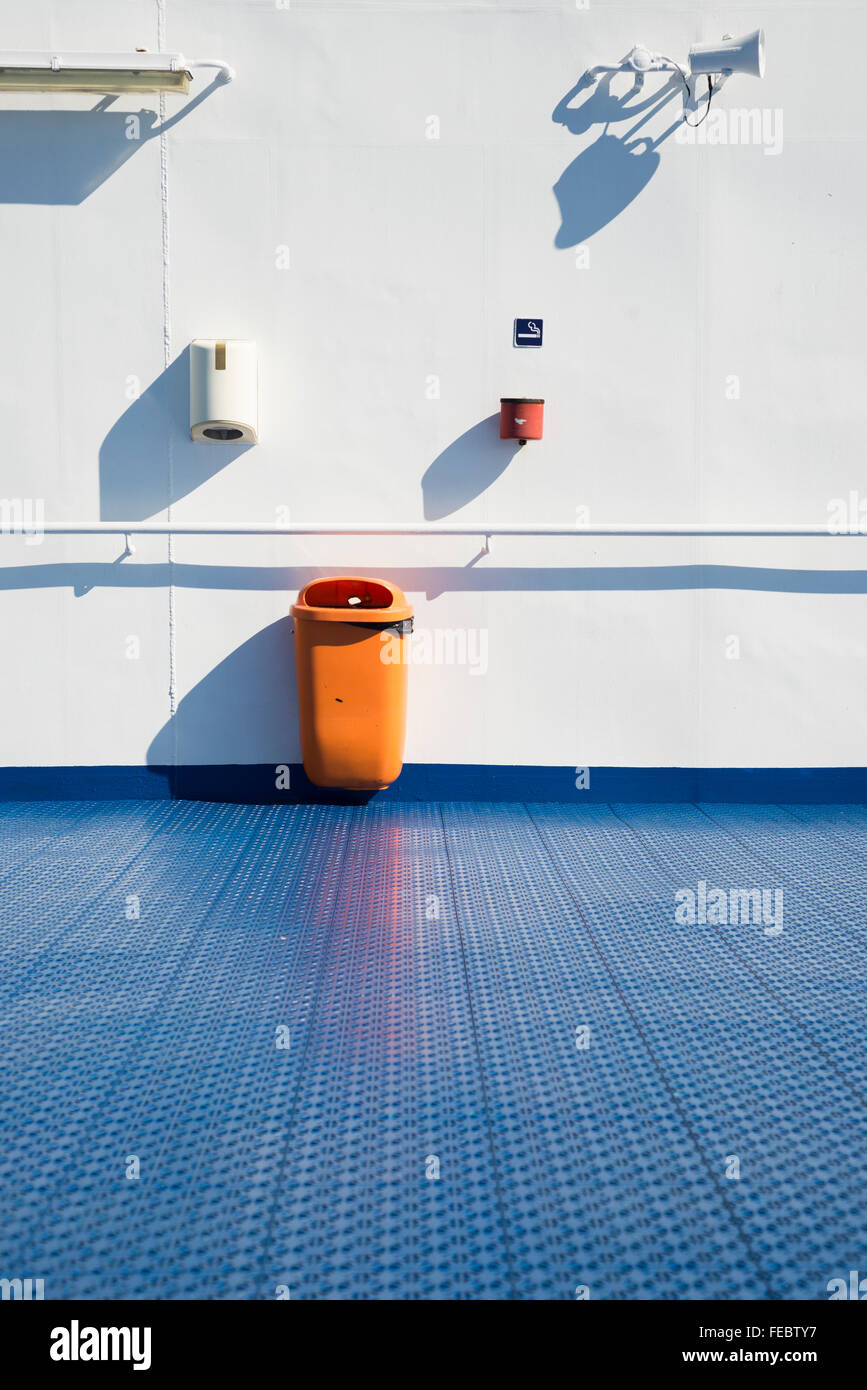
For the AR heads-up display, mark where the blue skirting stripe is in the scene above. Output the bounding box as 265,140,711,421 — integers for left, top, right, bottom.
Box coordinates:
0,764,866,802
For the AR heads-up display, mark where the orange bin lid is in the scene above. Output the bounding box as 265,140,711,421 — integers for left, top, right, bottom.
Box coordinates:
291,576,413,624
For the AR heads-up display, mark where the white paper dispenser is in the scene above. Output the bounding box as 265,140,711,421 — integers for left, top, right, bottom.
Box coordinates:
190,339,258,443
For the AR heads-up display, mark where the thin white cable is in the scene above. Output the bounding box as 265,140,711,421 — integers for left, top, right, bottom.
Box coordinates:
186,58,235,83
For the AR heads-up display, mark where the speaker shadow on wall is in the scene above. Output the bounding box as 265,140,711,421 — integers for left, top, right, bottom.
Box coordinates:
551,67,685,247
99,346,254,520
147,617,301,770
422,415,521,520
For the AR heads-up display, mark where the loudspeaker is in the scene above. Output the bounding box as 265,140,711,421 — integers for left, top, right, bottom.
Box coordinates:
688,28,765,78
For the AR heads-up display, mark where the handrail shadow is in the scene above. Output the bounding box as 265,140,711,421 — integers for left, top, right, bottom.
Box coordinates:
0,561,864,601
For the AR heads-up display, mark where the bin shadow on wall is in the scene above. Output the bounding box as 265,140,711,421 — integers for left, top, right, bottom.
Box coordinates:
99,346,254,520
422,415,521,519
551,69,685,247
147,616,301,769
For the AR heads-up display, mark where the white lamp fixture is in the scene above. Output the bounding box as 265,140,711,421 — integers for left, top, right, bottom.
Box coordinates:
0,50,235,93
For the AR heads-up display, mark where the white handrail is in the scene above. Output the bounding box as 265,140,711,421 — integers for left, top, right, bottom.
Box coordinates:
7,522,864,538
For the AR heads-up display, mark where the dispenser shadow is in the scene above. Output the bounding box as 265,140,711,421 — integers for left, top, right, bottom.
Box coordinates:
99,346,253,520
422,415,521,520
551,69,685,247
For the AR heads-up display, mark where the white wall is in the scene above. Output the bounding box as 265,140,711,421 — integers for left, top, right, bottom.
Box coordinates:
0,0,865,770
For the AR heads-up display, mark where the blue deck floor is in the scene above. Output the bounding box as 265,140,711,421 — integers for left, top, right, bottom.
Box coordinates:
1,798,865,1300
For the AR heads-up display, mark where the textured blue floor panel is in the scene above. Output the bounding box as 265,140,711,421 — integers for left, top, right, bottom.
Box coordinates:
0,799,865,1300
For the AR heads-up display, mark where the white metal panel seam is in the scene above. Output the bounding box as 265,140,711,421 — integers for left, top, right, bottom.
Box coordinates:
158,0,178,766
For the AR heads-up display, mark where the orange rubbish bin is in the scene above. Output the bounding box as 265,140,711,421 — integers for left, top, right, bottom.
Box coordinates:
291,577,413,790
